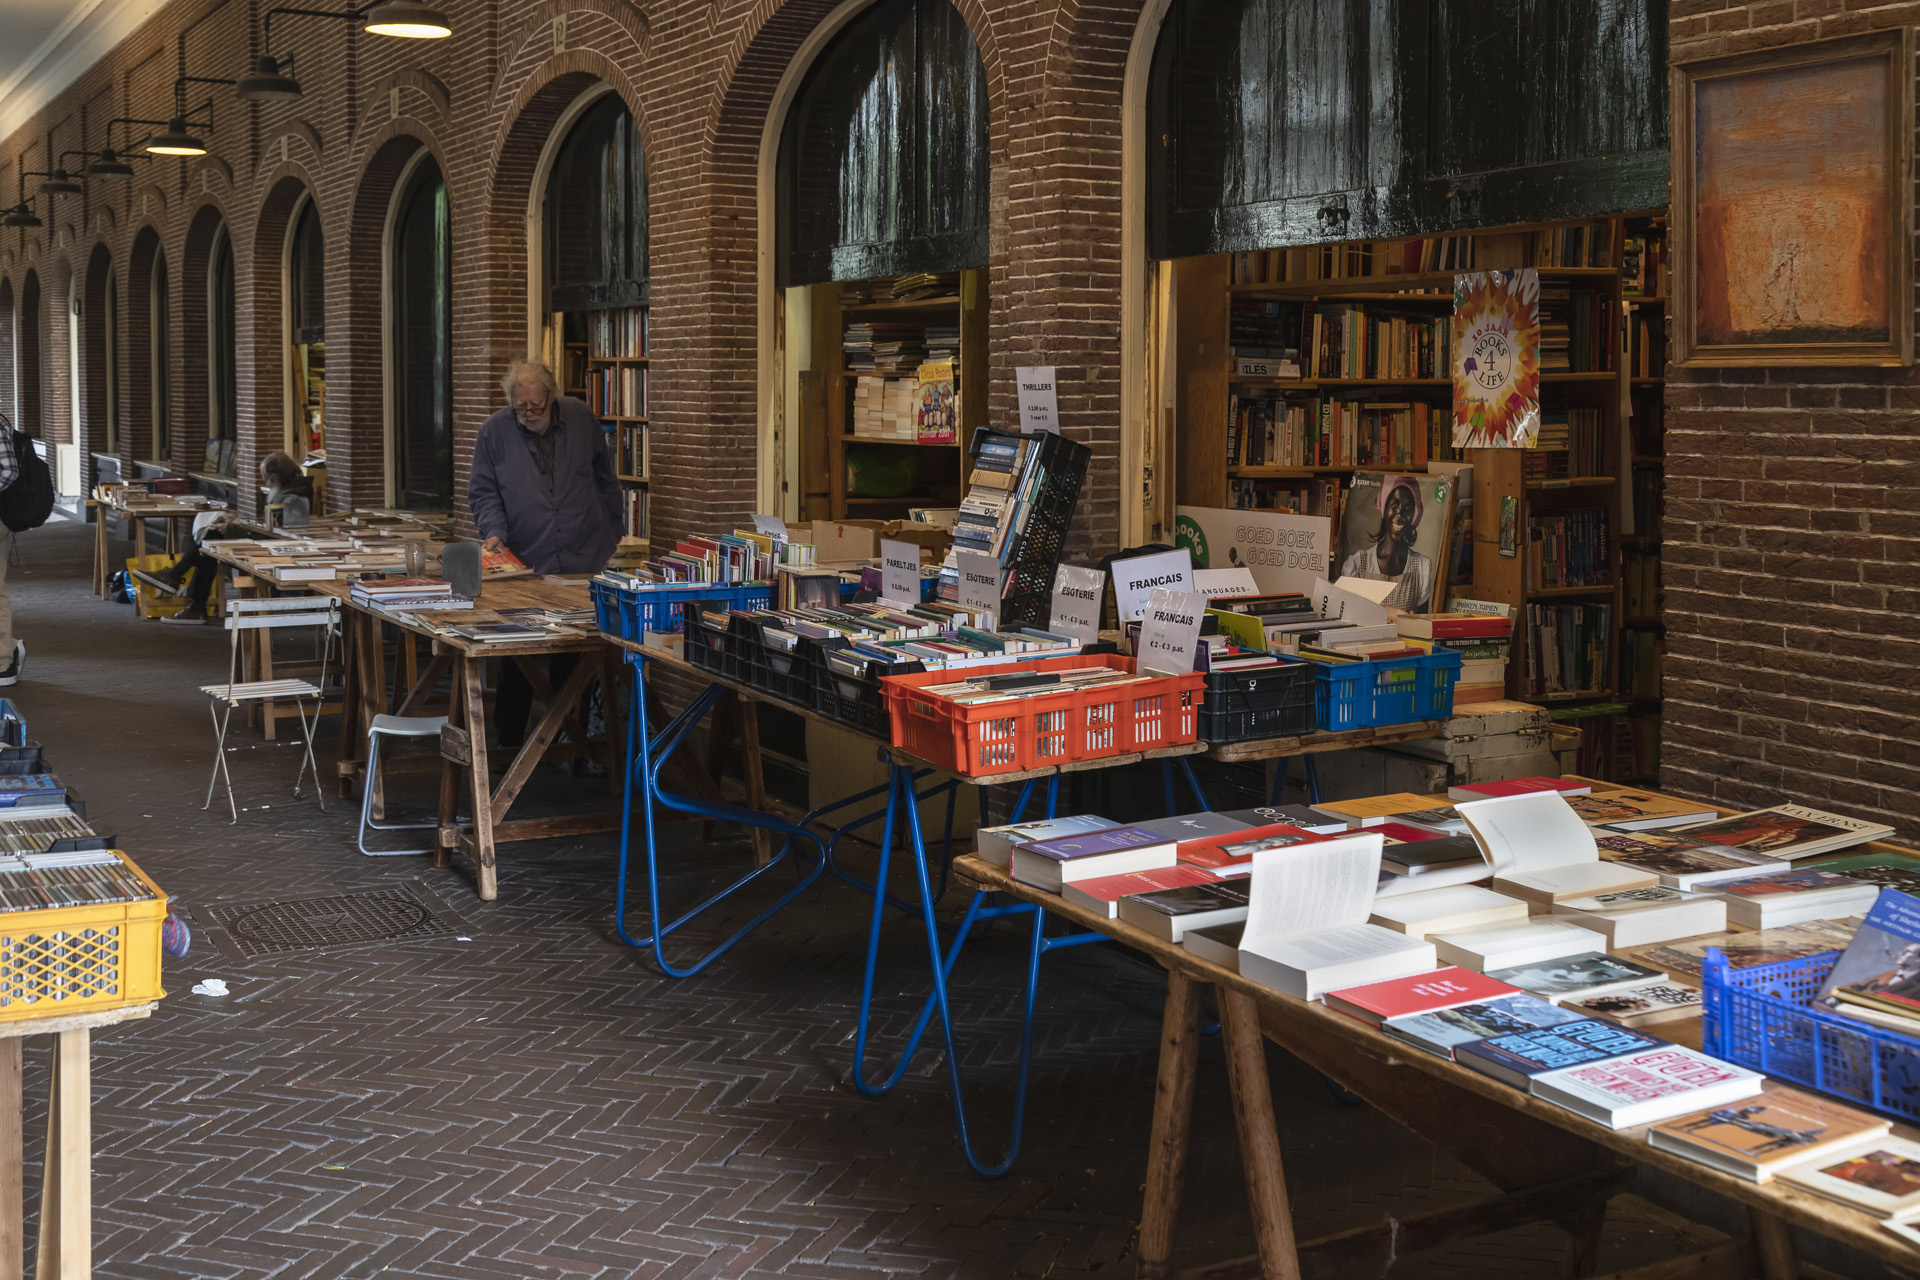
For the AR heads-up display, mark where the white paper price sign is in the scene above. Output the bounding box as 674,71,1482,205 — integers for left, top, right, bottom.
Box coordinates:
751,513,787,538
1015,366,1059,434
1049,564,1104,643
880,538,921,606
957,551,1004,624
1111,548,1193,622
1135,588,1206,676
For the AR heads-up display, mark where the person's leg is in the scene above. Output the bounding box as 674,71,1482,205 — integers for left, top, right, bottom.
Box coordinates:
162,550,220,623
494,658,532,752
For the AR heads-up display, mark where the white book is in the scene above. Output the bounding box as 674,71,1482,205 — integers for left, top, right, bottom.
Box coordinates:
1531,1045,1764,1128
1673,805,1894,863
1236,833,1437,1000
974,814,1116,867
1550,889,1729,949
1373,860,1492,899
1779,1136,1920,1217
1459,791,1658,904
1368,884,1529,941
1429,918,1608,973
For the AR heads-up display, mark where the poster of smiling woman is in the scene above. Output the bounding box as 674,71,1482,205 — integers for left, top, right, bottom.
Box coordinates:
1452,269,1542,449
1334,472,1457,613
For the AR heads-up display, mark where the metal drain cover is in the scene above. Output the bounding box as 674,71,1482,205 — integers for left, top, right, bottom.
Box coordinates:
201,886,467,959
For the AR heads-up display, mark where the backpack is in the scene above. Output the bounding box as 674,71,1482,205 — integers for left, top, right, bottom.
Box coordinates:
0,425,54,533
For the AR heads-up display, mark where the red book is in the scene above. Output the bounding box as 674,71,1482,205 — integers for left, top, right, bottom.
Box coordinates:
1176,823,1329,870
1397,613,1513,639
1061,865,1218,917
1448,776,1592,801
1374,821,1446,844
479,547,534,579
1323,967,1521,1027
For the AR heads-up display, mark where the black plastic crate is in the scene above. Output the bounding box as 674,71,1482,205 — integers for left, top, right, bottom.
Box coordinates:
968,428,1090,630
1196,660,1316,743
810,644,924,738
681,601,744,682
734,617,815,707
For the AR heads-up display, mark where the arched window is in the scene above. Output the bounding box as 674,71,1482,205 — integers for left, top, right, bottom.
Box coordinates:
390,155,452,512
777,0,989,285
287,198,326,457
18,271,41,438
206,225,238,476
0,278,14,426
150,251,172,460
545,94,647,310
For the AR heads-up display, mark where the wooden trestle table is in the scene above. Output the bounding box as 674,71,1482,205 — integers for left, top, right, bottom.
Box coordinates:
321,577,623,900
89,495,227,598
952,813,1920,1280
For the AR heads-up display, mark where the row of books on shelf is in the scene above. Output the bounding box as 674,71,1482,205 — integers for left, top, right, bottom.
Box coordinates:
839,272,959,305
978,781,1912,1146
1524,601,1611,700
1621,629,1662,700
616,424,648,479
1229,474,1342,515
1625,551,1660,618
623,487,649,538
587,366,647,419
1227,222,1639,286
1523,409,1607,480
1620,233,1666,298
1529,508,1611,589
843,318,959,376
1231,300,1454,383
1226,394,1442,469
850,365,958,443
1627,307,1667,378
596,525,817,588
1539,286,1614,373
1631,469,1663,538
588,307,647,359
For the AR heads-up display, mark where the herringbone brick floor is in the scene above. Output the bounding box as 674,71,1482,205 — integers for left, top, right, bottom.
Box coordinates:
6,521,1737,1279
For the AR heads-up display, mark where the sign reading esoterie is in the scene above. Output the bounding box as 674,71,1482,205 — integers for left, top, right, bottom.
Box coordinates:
1110,548,1193,623
1135,588,1206,676
879,538,921,606
1050,563,1105,643
956,551,1004,623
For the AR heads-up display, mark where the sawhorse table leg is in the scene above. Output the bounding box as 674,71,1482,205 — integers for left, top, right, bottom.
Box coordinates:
34,1029,89,1280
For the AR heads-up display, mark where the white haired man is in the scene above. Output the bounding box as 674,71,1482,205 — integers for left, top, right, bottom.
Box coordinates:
468,357,621,749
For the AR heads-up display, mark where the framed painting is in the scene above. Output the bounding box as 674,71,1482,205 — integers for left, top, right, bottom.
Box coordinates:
1673,29,1913,367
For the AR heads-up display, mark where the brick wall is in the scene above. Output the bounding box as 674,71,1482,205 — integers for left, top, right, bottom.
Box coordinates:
1664,0,1920,833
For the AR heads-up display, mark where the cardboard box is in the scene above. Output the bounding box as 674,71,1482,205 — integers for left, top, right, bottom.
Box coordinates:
795,520,882,566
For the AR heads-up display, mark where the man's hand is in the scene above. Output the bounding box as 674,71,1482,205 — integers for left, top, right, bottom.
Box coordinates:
482,536,504,553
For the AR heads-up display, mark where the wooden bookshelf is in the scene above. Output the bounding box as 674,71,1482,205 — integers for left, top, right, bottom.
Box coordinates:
580,307,649,539
1173,214,1670,782
801,270,985,522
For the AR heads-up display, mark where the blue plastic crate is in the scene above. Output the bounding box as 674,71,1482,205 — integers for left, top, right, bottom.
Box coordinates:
1312,648,1462,731
1702,948,1920,1125
590,580,773,641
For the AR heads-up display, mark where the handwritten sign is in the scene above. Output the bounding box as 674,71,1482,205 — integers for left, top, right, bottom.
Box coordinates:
957,551,1004,626
1193,567,1261,599
1015,366,1059,434
880,538,921,607
1135,588,1206,676
1050,564,1105,643
1112,548,1193,623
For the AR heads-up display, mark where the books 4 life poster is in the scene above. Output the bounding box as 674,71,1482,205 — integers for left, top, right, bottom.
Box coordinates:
1453,269,1541,449
1174,507,1330,597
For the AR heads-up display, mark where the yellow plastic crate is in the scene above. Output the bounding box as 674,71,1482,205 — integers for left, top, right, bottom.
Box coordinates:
0,851,168,1022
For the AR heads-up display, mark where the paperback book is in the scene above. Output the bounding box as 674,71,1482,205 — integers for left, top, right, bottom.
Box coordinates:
1484,951,1668,1002
1560,982,1703,1028
1530,1045,1763,1128
1117,879,1252,941
1564,790,1718,831
1648,1085,1890,1182
1624,918,1863,984
1814,888,1920,1021
1237,833,1436,1000
1324,967,1518,1028
1010,826,1176,891
1455,1019,1665,1090
1593,829,1788,889
1458,791,1659,905
1673,805,1892,862
1779,1136,1920,1217
975,814,1117,867
1383,993,1584,1059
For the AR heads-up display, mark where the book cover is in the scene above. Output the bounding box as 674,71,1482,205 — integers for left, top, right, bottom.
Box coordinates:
1594,831,1785,885
1816,888,1920,1014
1018,826,1169,862
1383,994,1586,1057
1565,791,1717,830
975,814,1116,866
1324,967,1518,1026
1712,870,1871,899
1779,1136,1920,1216
1382,835,1486,874
1373,821,1446,844
1531,1046,1763,1128
1455,1019,1663,1087
1562,982,1702,1026
1804,854,1920,898
1177,823,1327,870
1554,886,1697,914
1625,918,1863,984
1313,793,1458,825
1217,805,1349,834
1064,865,1217,915
1484,951,1666,1000
1123,879,1252,918
1131,812,1255,842
1449,776,1591,801
1649,1086,1889,1182
1675,805,1891,859
480,546,535,579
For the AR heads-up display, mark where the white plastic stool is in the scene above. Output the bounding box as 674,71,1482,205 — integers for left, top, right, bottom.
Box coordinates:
358,714,448,857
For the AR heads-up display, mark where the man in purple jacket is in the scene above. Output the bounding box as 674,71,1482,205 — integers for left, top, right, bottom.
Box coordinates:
468,358,622,750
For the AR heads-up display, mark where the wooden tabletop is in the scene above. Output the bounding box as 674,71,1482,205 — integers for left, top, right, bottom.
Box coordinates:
0,1002,156,1041
950,852,1920,1271
1204,719,1447,761
317,576,605,657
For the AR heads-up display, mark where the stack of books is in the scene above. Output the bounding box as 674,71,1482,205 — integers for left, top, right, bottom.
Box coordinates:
1395,608,1512,703
349,578,473,613
0,848,158,912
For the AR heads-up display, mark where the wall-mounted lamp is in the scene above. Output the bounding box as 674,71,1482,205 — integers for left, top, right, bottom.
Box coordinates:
240,1,451,105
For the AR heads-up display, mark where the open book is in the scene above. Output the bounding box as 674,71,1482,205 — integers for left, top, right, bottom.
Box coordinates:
1237,832,1436,1000
1458,791,1658,905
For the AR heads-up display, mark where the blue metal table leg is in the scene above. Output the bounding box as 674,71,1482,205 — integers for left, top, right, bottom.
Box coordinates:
611,652,829,977
1304,753,1323,804
1176,756,1209,812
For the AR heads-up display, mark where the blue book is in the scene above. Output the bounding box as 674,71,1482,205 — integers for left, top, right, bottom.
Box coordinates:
975,814,1117,867
1010,825,1177,891
1454,1019,1665,1090
0,775,63,809
1382,994,1586,1060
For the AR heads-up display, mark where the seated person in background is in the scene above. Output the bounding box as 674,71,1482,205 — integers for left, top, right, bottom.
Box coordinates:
160,452,314,624
469,357,621,752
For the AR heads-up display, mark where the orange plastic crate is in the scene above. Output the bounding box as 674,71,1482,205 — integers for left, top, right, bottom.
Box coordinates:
881,654,1204,778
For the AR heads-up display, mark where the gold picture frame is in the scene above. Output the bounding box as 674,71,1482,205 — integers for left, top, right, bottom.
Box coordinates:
1673,28,1913,367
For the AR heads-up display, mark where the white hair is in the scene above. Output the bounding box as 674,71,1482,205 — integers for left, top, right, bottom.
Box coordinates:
501,358,560,403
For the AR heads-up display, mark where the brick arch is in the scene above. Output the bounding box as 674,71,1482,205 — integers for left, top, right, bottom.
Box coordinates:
336,130,448,511
178,203,230,475
245,174,319,518
81,241,116,472
0,276,14,427
126,224,165,464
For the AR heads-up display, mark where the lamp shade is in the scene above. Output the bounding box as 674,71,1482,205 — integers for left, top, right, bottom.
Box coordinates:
2,206,42,228
362,0,452,37
145,119,208,156
86,150,136,180
236,56,303,101
37,170,82,196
